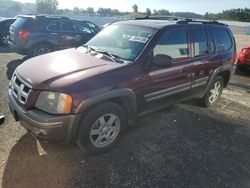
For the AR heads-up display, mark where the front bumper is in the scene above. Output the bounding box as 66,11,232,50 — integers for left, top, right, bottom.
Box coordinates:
8,89,81,143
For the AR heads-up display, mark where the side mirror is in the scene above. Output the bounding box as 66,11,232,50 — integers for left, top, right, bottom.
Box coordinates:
153,54,172,67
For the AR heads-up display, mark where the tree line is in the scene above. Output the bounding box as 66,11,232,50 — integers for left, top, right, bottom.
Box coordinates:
204,8,250,22
0,0,249,22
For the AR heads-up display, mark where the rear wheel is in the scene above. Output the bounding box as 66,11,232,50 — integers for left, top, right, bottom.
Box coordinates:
201,76,224,107
32,43,53,57
77,102,127,154
0,34,9,46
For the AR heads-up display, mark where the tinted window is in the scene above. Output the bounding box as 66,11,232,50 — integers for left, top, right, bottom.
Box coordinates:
48,21,61,31
153,28,189,61
85,22,96,28
11,17,28,29
72,23,93,34
211,29,232,52
193,28,208,57
61,21,74,32
207,31,215,54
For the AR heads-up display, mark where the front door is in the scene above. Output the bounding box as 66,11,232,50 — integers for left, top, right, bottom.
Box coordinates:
141,27,193,111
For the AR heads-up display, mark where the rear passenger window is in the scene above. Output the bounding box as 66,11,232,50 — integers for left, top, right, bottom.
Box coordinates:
207,31,215,54
48,21,61,31
61,21,74,32
211,29,232,52
193,28,208,57
153,28,189,61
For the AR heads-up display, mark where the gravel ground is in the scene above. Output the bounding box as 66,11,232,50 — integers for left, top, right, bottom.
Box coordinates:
0,31,250,188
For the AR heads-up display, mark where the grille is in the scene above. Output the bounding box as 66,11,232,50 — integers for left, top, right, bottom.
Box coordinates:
10,74,32,104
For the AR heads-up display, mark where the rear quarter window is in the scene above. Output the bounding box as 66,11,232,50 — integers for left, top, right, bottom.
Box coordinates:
211,28,232,53
12,17,28,29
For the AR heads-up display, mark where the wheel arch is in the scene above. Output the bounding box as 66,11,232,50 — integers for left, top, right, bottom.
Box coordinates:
75,89,137,122
202,64,234,97
29,41,55,55
71,89,137,142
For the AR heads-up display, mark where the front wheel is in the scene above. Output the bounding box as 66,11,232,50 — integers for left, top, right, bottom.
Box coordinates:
201,76,224,107
77,102,127,154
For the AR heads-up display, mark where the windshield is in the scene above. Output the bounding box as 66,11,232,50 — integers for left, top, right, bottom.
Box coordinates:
85,24,156,61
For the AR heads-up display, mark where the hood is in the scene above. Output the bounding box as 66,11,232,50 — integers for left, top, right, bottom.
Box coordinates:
16,48,120,90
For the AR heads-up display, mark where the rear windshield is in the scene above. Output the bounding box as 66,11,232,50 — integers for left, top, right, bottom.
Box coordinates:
11,17,28,29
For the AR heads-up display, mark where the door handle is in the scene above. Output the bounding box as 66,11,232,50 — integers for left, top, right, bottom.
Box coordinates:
50,33,58,36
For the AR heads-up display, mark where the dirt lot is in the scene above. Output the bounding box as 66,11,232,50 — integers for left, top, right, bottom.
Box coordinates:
0,33,250,188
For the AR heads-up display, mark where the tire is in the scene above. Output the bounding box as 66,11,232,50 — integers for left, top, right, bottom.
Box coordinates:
0,34,9,46
32,43,53,57
201,76,224,107
237,62,246,72
76,101,127,154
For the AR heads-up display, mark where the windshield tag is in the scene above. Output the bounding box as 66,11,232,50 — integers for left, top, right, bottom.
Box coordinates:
129,36,148,43
95,53,103,59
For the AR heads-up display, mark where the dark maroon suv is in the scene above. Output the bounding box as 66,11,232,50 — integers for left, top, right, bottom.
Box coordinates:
8,19,236,153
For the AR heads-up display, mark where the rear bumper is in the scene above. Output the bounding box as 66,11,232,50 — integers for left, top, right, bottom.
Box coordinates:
8,40,30,55
8,89,81,144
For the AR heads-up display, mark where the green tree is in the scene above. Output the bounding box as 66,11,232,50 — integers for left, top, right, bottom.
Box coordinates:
146,8,151,16
73,7,80,15
154,9,170,15
132,4,138,13
86,7,94,16
36,0,58,14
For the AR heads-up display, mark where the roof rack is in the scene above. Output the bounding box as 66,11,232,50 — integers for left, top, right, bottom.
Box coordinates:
135,15,184,21
35,14,70,19
176,19,227,26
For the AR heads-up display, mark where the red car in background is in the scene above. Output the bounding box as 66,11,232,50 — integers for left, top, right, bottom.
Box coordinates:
238,46,250,70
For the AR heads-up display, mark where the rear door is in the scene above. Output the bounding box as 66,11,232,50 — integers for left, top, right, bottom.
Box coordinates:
190,26,215,94
190,26,234,96
47,20,75,48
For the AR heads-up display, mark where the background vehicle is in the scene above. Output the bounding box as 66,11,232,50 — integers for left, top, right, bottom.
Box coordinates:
0,18,16,46
8,14,100,56
8,19,236,153
237,46,250,70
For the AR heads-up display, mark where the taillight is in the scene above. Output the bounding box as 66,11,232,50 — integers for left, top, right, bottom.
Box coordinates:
242,48,250,59
242,48,250,54
18,30,30,40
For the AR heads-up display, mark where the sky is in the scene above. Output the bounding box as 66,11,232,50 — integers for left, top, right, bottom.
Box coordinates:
16,0,250,14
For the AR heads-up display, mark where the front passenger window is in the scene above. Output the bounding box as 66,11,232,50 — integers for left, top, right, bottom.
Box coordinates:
153,28,189,62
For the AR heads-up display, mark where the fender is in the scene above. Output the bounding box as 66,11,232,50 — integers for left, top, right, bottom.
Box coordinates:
75,88,137,118
202,63,235,97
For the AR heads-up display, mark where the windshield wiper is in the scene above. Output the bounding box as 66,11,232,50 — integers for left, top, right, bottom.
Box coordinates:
82,44,95,53
83,44,120,63
94,49,119,62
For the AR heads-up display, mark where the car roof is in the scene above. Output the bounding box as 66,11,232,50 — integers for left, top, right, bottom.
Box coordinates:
0,18,16,22
114,19,227,30
114,19,176,29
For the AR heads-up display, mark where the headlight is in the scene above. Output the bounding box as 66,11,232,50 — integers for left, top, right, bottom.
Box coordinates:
35,91,72,114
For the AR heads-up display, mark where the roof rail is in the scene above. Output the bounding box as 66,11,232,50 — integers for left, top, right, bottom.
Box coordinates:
15,14,69,19
177,19,227,26
135,15,184,21
36,14,70,19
